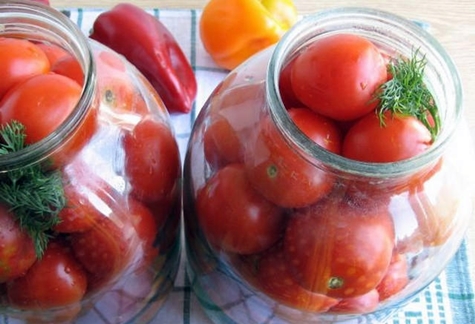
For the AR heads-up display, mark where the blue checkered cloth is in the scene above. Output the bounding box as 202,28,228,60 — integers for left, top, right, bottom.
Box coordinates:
2,8,473,324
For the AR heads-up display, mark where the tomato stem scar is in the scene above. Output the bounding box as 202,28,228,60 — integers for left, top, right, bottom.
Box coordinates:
328,276,344,289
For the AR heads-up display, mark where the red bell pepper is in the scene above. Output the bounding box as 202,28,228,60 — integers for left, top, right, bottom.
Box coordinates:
90,3,197,114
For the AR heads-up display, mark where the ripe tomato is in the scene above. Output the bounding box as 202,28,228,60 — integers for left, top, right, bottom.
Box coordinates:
53,160,108,233
254,248,339,312
291,33,387,121
376,253,409,300
95,50,148,116
203,116,244,168
196,163,285,254
123,118,180,203
0,204,36,283
127,197,160,266
330,289,379,314
342,111,432,162
203,83,264,169
52,54,84,86
0,73,82,144
284,197,395,298
36,43,69,66
244,108,339,208
278,56,303,109
0,37,50,99
7,240,87,309
69,215,131,291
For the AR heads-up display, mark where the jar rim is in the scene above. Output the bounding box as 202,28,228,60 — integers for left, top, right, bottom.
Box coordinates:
267,7,463,177
0,0,95,170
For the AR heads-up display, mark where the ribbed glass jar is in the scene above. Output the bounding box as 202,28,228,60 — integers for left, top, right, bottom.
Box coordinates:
183,7,475,324
0,1,181,323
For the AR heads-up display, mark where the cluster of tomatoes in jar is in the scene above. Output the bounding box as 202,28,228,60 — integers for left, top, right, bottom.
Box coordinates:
0,35,181,323
189,31,463,317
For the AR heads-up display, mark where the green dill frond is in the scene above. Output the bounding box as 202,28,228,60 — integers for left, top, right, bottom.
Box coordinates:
376,49,440,140
0,121,65,258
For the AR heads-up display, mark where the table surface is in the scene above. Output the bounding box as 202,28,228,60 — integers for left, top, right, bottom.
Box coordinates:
51,0,475,279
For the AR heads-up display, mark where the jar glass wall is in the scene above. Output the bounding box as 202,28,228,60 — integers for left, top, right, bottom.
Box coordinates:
183,7,475,324
0,1,181,323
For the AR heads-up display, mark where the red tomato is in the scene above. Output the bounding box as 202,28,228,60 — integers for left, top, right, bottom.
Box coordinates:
95,50,149,116
0,37,50,100
203,116,243,168
53,160,110,233
203,83,264,169
254,248,339,312
330,289,380,314
69,216,131,291
123,118,180,203
342,111,432,162
7,240,87,309
0,73,82,144
278,55,303,109
288,107,342,153
376,253,409,300
53,179,100,233
52,54,84,86
0,204,36,283
244,108,339,208
291,33,387,121
196,164,285,254
128,197,160,266
36,43,69,66
284,197,395,298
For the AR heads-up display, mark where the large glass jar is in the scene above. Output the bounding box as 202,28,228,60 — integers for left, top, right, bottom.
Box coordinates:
0,1,181,323
183,7,475,324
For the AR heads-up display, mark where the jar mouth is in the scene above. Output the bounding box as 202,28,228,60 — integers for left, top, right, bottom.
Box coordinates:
0,0,95,170
267,7,463,177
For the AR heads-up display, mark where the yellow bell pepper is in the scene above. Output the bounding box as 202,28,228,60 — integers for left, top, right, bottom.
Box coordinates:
200,0,298,70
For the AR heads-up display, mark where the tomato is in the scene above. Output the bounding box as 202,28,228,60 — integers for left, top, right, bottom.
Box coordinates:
254,248,339,312
283,197,395,298
0,37,50,99
0,204,36,283
278,55,303,109
376,253,409,300
7,240,87,309
95,50,148,116
128,197,160,266
36,43,69,66
53,160,110,233
290,33,387,121
0,73,82,144
123,118,180,203
244,108,339,208
288,107,342,153
342,111,432,162
330,289,379,314
53,178,100,233
52,54,84,86
69,215,131,291
203,116,243,168
203,83,264,169
196,163,285,254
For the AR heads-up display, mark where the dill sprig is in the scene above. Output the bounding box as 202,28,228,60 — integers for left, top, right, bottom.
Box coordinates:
0,121,65,258
376,50,440,140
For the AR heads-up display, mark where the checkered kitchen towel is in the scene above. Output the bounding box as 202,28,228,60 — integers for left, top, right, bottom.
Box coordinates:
5,7,474,324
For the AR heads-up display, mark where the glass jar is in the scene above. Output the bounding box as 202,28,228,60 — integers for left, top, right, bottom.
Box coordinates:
183,7,475,324
0,1,181,323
